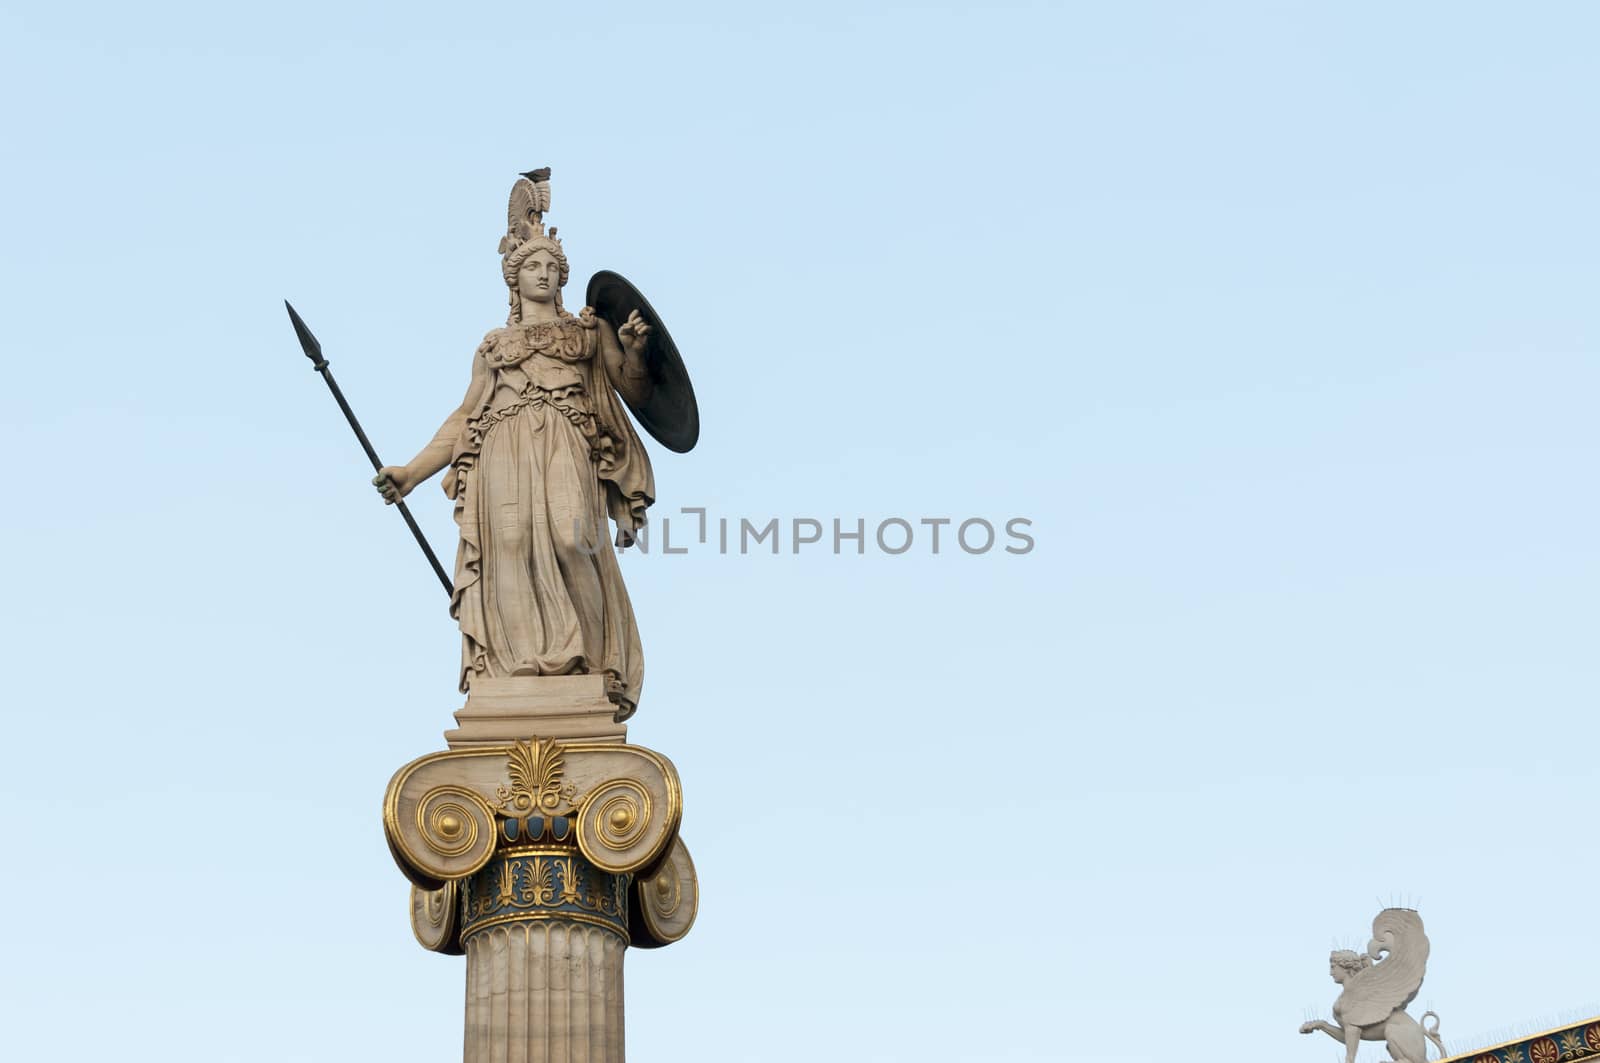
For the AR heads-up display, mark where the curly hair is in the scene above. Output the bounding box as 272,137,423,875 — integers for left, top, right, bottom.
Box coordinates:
502,233,570,323
1329,950,1371,975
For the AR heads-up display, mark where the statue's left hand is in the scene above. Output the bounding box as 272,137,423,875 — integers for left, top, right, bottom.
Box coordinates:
1298,1022,1318,1035
618,309,651,358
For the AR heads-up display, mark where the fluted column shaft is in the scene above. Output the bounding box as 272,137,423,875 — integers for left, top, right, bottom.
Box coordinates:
459,846,631,1063
464,922,626,1063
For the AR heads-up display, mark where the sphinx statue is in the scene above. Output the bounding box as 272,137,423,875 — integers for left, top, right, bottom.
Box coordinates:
1299,908,1447,1063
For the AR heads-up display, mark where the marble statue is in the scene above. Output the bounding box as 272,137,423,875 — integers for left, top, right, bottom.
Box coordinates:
1299,908,1447,1063
288,168,701,1062
372,169,695,720
327,170,703,1063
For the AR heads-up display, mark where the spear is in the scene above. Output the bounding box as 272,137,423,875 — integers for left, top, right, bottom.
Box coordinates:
284,300,454,598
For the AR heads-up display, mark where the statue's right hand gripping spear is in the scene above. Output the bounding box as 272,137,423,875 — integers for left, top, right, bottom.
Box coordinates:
284,301,454,598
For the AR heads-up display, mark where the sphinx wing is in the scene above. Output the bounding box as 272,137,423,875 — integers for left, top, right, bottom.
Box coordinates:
1336,909,1431,1028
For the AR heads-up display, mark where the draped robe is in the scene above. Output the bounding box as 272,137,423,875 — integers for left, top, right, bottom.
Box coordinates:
443,315,654,713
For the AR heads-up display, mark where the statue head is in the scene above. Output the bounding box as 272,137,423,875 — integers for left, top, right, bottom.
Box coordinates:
496,169,573,322
1328,949,1370,984
503,233,570,320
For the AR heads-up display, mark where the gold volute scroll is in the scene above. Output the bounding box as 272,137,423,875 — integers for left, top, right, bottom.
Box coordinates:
411,881,463,954
405,784,497,884
630,836,698,948
576,777,659,873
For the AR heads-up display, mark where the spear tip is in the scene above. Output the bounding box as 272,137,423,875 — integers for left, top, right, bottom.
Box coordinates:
284,300,325,368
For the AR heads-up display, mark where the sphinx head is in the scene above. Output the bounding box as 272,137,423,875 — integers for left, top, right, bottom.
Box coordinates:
1328,950,1370,984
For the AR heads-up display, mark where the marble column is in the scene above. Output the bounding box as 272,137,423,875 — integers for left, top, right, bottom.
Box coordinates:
387,727,698,1063
460,846,629,1063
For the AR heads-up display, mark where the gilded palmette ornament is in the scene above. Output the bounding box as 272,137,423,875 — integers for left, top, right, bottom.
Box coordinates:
498,738,576,815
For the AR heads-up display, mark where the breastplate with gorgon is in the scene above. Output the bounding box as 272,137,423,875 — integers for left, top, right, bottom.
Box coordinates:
489,318,592,369
487,318,593,398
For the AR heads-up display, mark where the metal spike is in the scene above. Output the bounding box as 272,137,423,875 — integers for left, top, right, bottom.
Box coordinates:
284,300,325,368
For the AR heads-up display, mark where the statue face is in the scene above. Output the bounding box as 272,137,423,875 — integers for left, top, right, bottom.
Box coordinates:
517,249,563,304
1329,960,1346,984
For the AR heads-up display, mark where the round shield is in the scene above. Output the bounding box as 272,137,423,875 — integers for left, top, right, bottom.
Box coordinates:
585,270,699,453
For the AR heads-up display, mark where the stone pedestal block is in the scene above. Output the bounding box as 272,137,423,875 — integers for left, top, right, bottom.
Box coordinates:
445,676,628,748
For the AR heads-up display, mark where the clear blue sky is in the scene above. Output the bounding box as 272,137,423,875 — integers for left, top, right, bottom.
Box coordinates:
2,2,1597,1060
